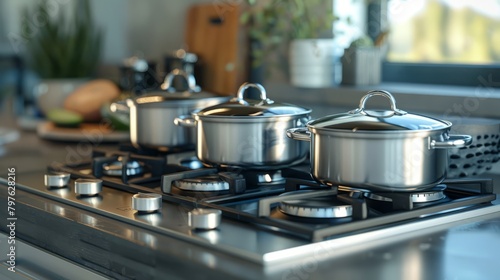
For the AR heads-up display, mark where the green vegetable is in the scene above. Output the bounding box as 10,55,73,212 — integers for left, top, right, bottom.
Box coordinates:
100,103,130,131
47,109,83,128
107,112,129,131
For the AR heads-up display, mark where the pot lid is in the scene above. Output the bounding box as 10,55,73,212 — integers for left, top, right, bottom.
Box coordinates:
308,90,451,132
134,91,218,104
196,83,311,117
133,69,220,105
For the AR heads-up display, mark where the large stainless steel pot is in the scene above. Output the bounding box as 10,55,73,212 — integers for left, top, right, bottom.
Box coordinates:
115,70,229,150
175,83,311,169
287,90,472,192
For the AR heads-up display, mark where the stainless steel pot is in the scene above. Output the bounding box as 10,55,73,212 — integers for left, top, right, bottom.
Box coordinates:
287,90,472,192
175,83,311,169
114,69,229,150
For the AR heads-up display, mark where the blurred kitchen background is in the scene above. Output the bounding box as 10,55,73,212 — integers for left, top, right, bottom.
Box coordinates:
1,1,500,244
1,0,499,125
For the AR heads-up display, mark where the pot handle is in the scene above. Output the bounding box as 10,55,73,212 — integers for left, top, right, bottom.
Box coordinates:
235,82,273,105
431,134,472,149
286,127,311,142
349,90,407,117
110,100,130,114
174,115,197,127
160,69,201,93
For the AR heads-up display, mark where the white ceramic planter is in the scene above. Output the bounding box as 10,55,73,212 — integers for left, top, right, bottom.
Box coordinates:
289,39,341,88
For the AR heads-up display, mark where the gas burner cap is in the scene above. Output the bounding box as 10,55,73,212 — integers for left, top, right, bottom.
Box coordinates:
102,158,144,176
179,157,204,169
174,175,229,192
365,185,447,203
279,196,353,218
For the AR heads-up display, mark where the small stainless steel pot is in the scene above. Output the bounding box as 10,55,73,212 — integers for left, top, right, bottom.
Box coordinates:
175,82,311,169
287,90,472,192
114,69,228,150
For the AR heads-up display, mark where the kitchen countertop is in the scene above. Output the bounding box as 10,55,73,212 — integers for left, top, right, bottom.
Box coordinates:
1,108,500,279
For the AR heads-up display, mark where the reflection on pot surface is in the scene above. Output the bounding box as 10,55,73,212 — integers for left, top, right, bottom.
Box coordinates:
176,82,311,169
287,90,472,191
113,70,229,150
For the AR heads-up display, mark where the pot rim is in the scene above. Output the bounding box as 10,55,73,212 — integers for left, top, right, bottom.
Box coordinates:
130,95,230,108
194,107,313,119
194,112,311,123
308,121,451,136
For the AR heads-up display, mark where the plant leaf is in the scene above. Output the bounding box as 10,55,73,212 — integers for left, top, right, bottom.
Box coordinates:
21,0,101,78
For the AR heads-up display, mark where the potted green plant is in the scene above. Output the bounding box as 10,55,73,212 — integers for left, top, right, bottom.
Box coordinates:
20,0,102,116
341,35,382,85
240,0,336,87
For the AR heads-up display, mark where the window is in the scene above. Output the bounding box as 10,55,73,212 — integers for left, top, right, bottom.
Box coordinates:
381,0,500,87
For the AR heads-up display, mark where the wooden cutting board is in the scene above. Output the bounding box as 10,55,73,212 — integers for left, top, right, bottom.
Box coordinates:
185,3,248,96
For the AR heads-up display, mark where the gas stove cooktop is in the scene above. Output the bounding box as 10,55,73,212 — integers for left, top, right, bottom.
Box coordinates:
7,145,500,266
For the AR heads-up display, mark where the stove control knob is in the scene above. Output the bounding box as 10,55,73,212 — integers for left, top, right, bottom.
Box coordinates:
132,193,162,213
44,173,71,188
188,209,222,230
74,178,102,196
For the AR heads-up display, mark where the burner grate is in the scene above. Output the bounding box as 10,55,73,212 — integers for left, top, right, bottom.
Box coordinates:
91,147,194,184
252,177,496,242
46,147,498,243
